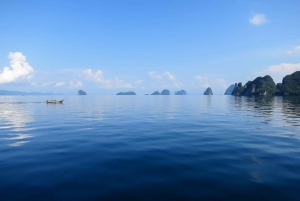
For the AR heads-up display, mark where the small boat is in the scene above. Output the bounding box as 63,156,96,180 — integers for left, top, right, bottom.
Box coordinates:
46,99,64,104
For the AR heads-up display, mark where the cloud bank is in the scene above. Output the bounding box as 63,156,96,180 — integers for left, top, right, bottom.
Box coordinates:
69,81,83,88
259,63,300,83
83,69,132,88
196,76,210,88
0,52,34,84
286,45,300,55
55,82,66,87
149,71,182,88
148,71,162,79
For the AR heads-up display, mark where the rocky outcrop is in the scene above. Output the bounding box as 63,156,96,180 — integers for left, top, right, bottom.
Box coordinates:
116,91,136,95
240,75,276,96
204,87,213,95
232,75,277,96
282,71,300,95
151,91,161,95
78,90,87,95
231,83,244,96
224,84,235,95
175,90,186,95
161,89,170,95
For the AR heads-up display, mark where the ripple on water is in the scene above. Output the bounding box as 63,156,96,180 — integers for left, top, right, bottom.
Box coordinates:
1,95,300,200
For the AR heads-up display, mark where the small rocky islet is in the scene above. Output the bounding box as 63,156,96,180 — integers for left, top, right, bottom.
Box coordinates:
151,89,170,95
175,90,187,95
116,91,136,95
151,91,161,95
204,87,213,95
78,90,87,95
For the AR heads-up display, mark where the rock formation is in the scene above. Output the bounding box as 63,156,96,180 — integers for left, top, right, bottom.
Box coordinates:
161,89,170,95
231,82,245,95
116,91,136,95
282,71,300,95
241,75,276,96
204,87,213,95
175,90,186,95
224,84,235,95
78,90,87,95
151,91,161,95
232,75,277,96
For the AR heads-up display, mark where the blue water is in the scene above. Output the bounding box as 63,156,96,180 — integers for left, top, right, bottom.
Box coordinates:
1,95,300,200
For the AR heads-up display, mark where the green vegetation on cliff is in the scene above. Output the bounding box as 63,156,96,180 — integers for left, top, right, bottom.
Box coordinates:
241,75,276,96
231,83,244,95
282,71,300,95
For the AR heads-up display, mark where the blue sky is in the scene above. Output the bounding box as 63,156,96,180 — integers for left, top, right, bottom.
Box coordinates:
0,0,300,94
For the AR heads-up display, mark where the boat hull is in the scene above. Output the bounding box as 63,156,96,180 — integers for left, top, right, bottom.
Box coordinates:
46,99,64,104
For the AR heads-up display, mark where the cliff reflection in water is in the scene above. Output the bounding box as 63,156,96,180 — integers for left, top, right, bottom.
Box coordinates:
281,96,300,126
230,96,300,129
0,98,33,147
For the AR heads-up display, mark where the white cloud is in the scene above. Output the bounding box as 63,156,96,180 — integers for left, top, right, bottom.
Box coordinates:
163,71,176,81
148,71,162,79
55,82,66,87
83,69,104,82
249,14,268,25
41,82,54,87
149,71,182,88
259,63,300,83
266,63,300,75
101,77,132,88
0,52,34,84
165,72,181,87
83,69,132,88
134,80,143,85
69,81,83,88
196,75,210,88
286,45,300,54
30,81,56,87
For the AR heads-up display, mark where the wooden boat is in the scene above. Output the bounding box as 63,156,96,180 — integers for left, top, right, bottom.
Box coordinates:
46,99,64,104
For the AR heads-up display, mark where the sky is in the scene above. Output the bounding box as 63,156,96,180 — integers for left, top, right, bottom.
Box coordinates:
0,0,300,94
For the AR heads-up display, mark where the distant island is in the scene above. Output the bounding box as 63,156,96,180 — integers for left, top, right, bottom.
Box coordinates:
78,90,87,95
151,89,170,95
175,90,186,95
116,91,136,95
161,89,170,95
0,90,63,95
231,71,300,96
204,87,213,95
151,91,161,95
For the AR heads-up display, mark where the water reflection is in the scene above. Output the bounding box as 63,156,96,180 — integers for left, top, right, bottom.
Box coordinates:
231,96,275,118
229,95,300,130
281,97,300,126
0,97,33,147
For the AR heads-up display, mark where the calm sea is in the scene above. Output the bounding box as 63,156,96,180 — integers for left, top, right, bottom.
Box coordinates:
1,95,300,201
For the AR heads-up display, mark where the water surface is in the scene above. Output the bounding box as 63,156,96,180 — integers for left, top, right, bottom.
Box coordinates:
1,95,300,200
